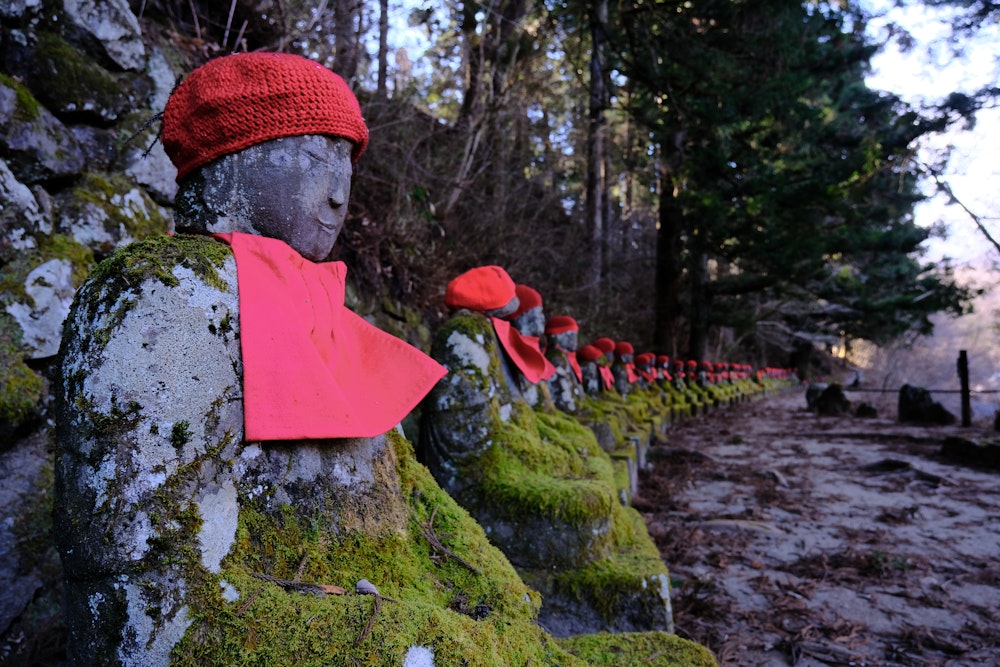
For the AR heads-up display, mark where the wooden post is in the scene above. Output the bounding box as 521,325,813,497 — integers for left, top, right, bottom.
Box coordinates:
958,350,971,427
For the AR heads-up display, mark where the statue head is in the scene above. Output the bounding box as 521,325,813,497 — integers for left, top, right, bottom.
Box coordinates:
506,285,545,338
545,315,579,352
592,337,615,364
162,52,369,261
614,341,634,364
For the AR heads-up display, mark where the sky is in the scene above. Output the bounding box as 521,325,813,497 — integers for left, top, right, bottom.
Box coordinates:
862,2,1000,267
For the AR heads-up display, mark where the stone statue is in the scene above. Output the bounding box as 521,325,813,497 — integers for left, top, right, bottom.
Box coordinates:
54,52,451,665
544,315,584,412
577,344,606,397
501,284,556,407
611,340,637,396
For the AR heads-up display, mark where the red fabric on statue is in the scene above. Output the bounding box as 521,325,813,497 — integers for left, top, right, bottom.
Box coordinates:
599,366,614,391
491,316,557,383
624,362,638,384
563,349,583,383
215,232,446,440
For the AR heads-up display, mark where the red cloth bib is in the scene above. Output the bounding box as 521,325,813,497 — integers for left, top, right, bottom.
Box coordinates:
562,348,583,383
216,232,446,440
625,362,638,384
491,317,557,384
599,366,614,391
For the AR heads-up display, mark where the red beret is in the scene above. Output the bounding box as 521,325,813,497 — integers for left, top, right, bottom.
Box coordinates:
577,345,603,362
545,315,579,334
592,338,615,354
615,341,634,356
163,52,369,182
508,284,543,320
444,266,516,311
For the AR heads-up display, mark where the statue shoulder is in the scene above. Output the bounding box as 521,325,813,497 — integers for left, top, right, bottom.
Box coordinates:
63,234,239,360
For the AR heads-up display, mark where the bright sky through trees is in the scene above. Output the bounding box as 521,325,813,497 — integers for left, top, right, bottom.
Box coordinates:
863,2,1000,265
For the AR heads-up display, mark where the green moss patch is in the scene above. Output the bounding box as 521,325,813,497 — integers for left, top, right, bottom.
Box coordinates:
558,631,718,666
170,433,590,666
0,312,44,428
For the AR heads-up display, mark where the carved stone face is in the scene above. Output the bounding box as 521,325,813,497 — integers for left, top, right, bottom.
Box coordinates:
197,134,354,261
511,306,545,338
485,296,520,319
547,330,578,351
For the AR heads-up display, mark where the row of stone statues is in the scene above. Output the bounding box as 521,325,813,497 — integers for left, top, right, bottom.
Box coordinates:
52,52,786,666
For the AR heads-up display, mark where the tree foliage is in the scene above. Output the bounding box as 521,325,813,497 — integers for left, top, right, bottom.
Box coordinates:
150,0,977,368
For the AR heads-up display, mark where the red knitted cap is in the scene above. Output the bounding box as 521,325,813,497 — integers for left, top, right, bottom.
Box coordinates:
162,52,369,182
657,355,670,366
509,285,543,319
444,266,516,311
577,345,603,362
615,341,634,356
545,315,579,334
686,360,697,367
592,338,615,354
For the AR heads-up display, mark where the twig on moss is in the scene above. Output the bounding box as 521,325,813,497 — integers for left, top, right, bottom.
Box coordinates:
294,553,308,583
419,505,481,575
250,572,346,596
352,579,398,647
353,592,382,647
235,586,264,617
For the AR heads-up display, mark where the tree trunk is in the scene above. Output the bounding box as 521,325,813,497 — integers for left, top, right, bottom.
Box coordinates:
377,0,388,97
585,0,609,296
687,229,710,361
331,0,361,80
653,158,683,354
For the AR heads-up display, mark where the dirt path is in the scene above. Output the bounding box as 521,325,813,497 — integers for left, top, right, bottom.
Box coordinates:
636,388,1000,667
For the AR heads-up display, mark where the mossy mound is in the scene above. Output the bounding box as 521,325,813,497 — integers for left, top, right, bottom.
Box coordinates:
558,631,717,666
170,432,587,666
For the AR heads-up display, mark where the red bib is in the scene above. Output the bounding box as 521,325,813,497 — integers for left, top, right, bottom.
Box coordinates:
599,366,614,391
563,349,583,383
491,317,557,384
625,362,638,384
216,232,446,440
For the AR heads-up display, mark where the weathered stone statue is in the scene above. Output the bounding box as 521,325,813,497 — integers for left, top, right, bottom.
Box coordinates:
577,344,606,397
502,284,557,407
544,315,584,412
611,340,637,396
54,52,476,666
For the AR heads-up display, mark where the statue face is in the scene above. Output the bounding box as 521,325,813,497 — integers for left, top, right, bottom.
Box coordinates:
486,296,520,319
511,306,545,338
548,330,578,351
222,135,353,261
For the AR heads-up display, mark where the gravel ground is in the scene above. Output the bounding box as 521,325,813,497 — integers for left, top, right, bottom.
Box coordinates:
637,388,1000,667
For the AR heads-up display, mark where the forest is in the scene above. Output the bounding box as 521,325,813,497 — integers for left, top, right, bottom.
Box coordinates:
141,0,993,368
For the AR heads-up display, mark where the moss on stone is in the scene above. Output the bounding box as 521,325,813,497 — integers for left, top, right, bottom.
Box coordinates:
0,72,42,122
0,312,44,427
169,432,593,667
0,234,95,306
77,234,231,351
477,412,615,526
557,631,718,666
69,172,171,248
31,32,127,117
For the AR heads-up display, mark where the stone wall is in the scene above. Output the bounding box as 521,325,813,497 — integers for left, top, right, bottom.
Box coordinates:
1,1,187,657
